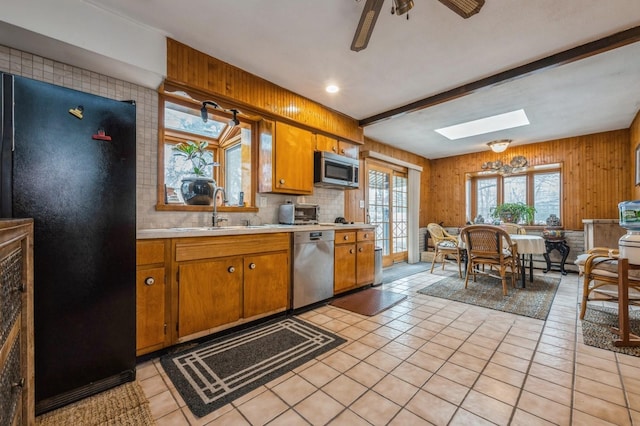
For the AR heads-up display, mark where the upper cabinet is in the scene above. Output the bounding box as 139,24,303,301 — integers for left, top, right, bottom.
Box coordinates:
259,120,314,195
315,134,359,160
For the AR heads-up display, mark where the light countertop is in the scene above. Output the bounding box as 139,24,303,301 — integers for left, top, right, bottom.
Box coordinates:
137,223,375,239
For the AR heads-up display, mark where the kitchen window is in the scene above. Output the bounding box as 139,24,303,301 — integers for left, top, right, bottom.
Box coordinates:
157,93,256,211
466,164,562,225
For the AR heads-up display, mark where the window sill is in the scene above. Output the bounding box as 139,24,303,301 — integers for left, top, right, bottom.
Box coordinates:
156,204,259,213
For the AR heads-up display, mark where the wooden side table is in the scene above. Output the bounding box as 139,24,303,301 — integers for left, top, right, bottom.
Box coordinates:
543,239,570,275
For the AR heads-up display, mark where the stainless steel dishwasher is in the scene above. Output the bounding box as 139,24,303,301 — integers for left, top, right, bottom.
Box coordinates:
292,229,335,309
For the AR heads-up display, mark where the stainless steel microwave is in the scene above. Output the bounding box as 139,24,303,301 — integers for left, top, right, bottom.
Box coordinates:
314,151,359,189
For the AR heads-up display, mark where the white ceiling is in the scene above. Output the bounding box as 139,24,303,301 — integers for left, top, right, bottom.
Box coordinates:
16,1,640,158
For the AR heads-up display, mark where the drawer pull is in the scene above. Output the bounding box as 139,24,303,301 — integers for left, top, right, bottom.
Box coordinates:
228,266,236,273
358,247,363,252
349,249,354,254
343,235,349,240
364,233,368,238
144,277,155,286
249,263,256,270
12,378,24,388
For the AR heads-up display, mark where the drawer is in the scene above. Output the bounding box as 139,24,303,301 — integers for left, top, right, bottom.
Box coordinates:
137,240,166,266
357,230,374,242
175,233,290,262
335,231,356,245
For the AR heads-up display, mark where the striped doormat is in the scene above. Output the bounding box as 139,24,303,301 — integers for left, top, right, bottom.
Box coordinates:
160,317,346,417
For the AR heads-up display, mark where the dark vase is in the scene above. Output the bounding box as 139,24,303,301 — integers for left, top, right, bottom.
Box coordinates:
180,176,215,205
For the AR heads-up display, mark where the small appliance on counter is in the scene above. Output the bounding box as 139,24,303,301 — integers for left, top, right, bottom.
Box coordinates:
278,202,320,225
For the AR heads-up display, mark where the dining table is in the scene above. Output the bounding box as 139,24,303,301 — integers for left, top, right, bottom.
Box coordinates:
509,234,546,287
457,233,546,288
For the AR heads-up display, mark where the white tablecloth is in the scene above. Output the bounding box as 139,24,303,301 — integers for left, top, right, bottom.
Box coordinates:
510,235,546,254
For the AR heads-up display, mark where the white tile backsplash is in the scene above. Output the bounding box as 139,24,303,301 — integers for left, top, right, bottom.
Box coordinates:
0,43,346,230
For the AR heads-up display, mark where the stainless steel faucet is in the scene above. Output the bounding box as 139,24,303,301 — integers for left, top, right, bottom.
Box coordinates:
212,187,227,227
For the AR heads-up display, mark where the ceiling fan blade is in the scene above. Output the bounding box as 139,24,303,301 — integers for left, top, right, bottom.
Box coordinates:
438,0,485,19
351,0,385,52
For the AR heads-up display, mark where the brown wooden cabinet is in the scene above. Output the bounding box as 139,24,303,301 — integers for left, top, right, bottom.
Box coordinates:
172,233,290,342
136,240,170,356
356,230,375,286
259,120,314,194
244,252,289,318
334,228,374,294
0,219,34,426
177,257,243,338
315,134,359,159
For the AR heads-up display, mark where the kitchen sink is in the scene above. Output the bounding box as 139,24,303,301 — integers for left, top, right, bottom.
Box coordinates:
168,225,269,231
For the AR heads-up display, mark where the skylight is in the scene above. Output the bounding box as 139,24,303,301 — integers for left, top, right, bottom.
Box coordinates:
435,109,530,140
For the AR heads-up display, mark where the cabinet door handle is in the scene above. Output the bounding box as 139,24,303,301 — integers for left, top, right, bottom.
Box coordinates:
228,266,235,273
249,263,256,270
144,277,155,286
279,178,285,184
349,249,354,254
359,247,363,252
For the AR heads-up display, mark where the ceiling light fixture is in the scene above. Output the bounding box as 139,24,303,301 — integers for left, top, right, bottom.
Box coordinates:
438,0,485,19
200,101,219,123
326,85,340,93
351,0,385,52
391,0,414,16
435,109,530,140
487,139,512,153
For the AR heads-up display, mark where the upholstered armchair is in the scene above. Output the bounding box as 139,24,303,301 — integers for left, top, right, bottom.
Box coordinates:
576,247,640,319
427,223,462,277
460,225,520,296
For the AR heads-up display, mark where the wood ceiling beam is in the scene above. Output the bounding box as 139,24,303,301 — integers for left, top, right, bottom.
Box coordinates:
359,25,640,127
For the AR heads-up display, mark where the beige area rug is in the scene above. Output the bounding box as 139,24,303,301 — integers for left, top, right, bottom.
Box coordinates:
36,381,155,426
417,274,560,321
582,306,640,357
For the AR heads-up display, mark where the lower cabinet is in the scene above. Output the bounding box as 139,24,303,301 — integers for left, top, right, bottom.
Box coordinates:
244,252,289,318
178,258,243,338
136,239,169,356
334,228,375,294
0,219,34,425
171,232,290,343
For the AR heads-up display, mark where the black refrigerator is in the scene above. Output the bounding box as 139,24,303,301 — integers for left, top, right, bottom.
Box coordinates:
0,73,137,414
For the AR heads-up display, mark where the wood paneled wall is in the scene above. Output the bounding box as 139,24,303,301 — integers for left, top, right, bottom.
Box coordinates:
344,137,431,225
166,39,363,143
428,130,631,230
632,110,640,200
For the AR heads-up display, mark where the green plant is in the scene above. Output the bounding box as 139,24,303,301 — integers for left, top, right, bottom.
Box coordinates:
172,140,216,177
490,202,536,225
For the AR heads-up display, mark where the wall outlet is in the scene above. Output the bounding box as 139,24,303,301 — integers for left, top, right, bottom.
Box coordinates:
359,199,365,208
258,196,267,208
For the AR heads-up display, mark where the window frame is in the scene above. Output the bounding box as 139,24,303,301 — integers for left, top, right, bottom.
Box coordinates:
466,163,563,226
156,93,258,212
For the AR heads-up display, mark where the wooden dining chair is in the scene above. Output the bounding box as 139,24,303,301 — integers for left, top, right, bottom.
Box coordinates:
502,223,526,235
427,223,462,277
577,247,640,319
460,225,520,296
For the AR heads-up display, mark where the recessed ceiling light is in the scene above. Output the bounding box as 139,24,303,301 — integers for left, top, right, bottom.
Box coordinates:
435,109,530,140
325,85,340,94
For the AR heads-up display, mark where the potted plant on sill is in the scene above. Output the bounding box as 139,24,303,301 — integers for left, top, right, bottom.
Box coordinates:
490,202,536,225
172,140,218,205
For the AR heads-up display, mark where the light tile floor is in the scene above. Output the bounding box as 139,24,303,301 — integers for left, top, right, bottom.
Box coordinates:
137,268,640,425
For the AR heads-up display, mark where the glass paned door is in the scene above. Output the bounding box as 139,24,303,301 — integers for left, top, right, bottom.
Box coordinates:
367,163,408,266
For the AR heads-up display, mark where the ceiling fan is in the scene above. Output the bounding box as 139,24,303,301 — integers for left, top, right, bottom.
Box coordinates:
350,0,485,52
